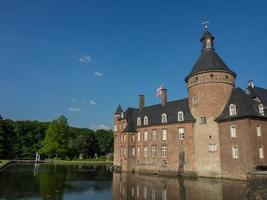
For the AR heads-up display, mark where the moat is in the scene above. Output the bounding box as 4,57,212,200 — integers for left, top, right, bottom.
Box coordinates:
0,164,266,200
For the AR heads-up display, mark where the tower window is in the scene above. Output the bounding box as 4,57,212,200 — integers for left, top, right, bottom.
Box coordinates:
144,116,149,125
259,146,264,159
192,97,198,105
229,104,237,116
161,113,167,123
178,128,185,140
257,125,262,136
208,144,217,152
258,104,264,115
137,117,141,126
178,111,184,122
200,117,207,124
230,125,237,138
232,145,239,159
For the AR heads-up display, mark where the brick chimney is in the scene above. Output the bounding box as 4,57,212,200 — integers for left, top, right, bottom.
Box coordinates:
161,89,167,106
139,95,145,109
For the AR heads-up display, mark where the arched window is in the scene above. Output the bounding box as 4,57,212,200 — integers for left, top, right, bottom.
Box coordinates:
137,117,141,126
259,104,264,115
229,104,237,116
178,111,184,122
161,113,167,123
144,116,148,125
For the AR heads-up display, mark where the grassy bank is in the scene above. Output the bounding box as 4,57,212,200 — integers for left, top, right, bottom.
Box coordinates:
0,160,10,169
50,159,113,165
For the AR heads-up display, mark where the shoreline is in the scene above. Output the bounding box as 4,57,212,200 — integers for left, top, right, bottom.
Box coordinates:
0,160,11,170
50,159,113,165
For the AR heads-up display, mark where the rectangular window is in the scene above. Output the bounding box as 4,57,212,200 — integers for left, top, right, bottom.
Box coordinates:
257,125,262,136
162,129,167,141
132,135,135,142
208,144,217,152
132,147,135,156
144,131,148,141
259,146,264,159
137,131,140,142
123,123,126,129
152,130,157,141
178,128,185,140
152,145,156,157
232,145,239,159
230,125,237,138
120,146,123,157
137,146,140,157
162,145,167,158
120,134,123,143
123,134,126,142
114,125,117,131
200,117,207,124
144,146,148,157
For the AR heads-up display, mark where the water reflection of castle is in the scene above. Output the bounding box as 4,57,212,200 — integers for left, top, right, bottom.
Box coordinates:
112,172,249,200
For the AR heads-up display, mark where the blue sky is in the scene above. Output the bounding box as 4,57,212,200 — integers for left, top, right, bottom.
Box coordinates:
0,0,267,129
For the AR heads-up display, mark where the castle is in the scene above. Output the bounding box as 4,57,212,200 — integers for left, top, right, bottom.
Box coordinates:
113,27,267,180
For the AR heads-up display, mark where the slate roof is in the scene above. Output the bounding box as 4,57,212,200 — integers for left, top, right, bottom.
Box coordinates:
185,30,236,81
246,86,267,105
114,105,123,115
216,88,267,122
122,98,195,132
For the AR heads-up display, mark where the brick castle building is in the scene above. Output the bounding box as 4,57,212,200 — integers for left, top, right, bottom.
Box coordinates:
113,27,267,180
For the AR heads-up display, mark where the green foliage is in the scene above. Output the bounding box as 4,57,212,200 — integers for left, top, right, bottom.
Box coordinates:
0,114,114,160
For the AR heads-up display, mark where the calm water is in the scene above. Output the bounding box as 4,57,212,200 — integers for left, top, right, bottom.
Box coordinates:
0,164,266,200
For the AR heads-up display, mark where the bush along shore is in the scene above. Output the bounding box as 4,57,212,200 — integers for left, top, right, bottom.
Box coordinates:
0,160,10,169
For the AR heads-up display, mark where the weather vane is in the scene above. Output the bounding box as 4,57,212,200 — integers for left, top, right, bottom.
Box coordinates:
202,17,210,30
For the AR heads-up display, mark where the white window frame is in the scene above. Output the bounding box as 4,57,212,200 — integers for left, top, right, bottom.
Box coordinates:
178,111,184,122
257,125,262,136
161,113,167,123
144,116,148,125
230,125,237,138
132,134,135,142
259,104,265,115
137,117,141,126
123,134,126,142
259,145,264,159
123,147,127,157
229,104,237,116
137,131,141,142
132,147,135,156
152,145,156,157
208,144,217,152
121,112,124,118
162,145,167,158
192,96,198,105
178,128,185,140
144,131,148,142
143,146,148,158
152,130,157,141
232,145,239,159
114,125,117,131
162,129,167,141
200,116,207,124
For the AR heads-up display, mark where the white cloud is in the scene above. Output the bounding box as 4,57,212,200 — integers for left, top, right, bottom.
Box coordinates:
94,71,103,77
89,100,97,106
69,107,81,112
79,54,91,63
70,98,77,103
90,124,111,130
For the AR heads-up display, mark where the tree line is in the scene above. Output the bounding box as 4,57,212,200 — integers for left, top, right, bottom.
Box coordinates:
0,115,113,160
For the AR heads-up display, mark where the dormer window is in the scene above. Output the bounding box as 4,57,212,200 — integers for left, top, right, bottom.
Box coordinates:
137,117,141,126
161,113,167,123
144,116,148,125
229,104,237,116
178,111,184,122
258,104,264,115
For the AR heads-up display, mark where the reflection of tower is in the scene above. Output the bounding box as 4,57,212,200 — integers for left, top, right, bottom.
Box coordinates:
33,163,39,176
178,177,187,200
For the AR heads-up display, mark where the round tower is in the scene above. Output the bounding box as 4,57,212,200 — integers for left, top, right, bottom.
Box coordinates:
185,29,236,119
184,26,237,177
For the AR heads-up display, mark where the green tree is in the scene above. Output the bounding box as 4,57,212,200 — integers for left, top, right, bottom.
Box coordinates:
95,129,113,156
40,116,70,158
0,115,4,158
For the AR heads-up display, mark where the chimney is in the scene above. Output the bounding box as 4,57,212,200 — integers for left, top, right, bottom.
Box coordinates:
139,95,145,109
161,89,168,106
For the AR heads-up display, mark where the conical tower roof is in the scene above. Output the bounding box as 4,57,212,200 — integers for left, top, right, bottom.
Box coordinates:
114,105,123,115
185,30,236,82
